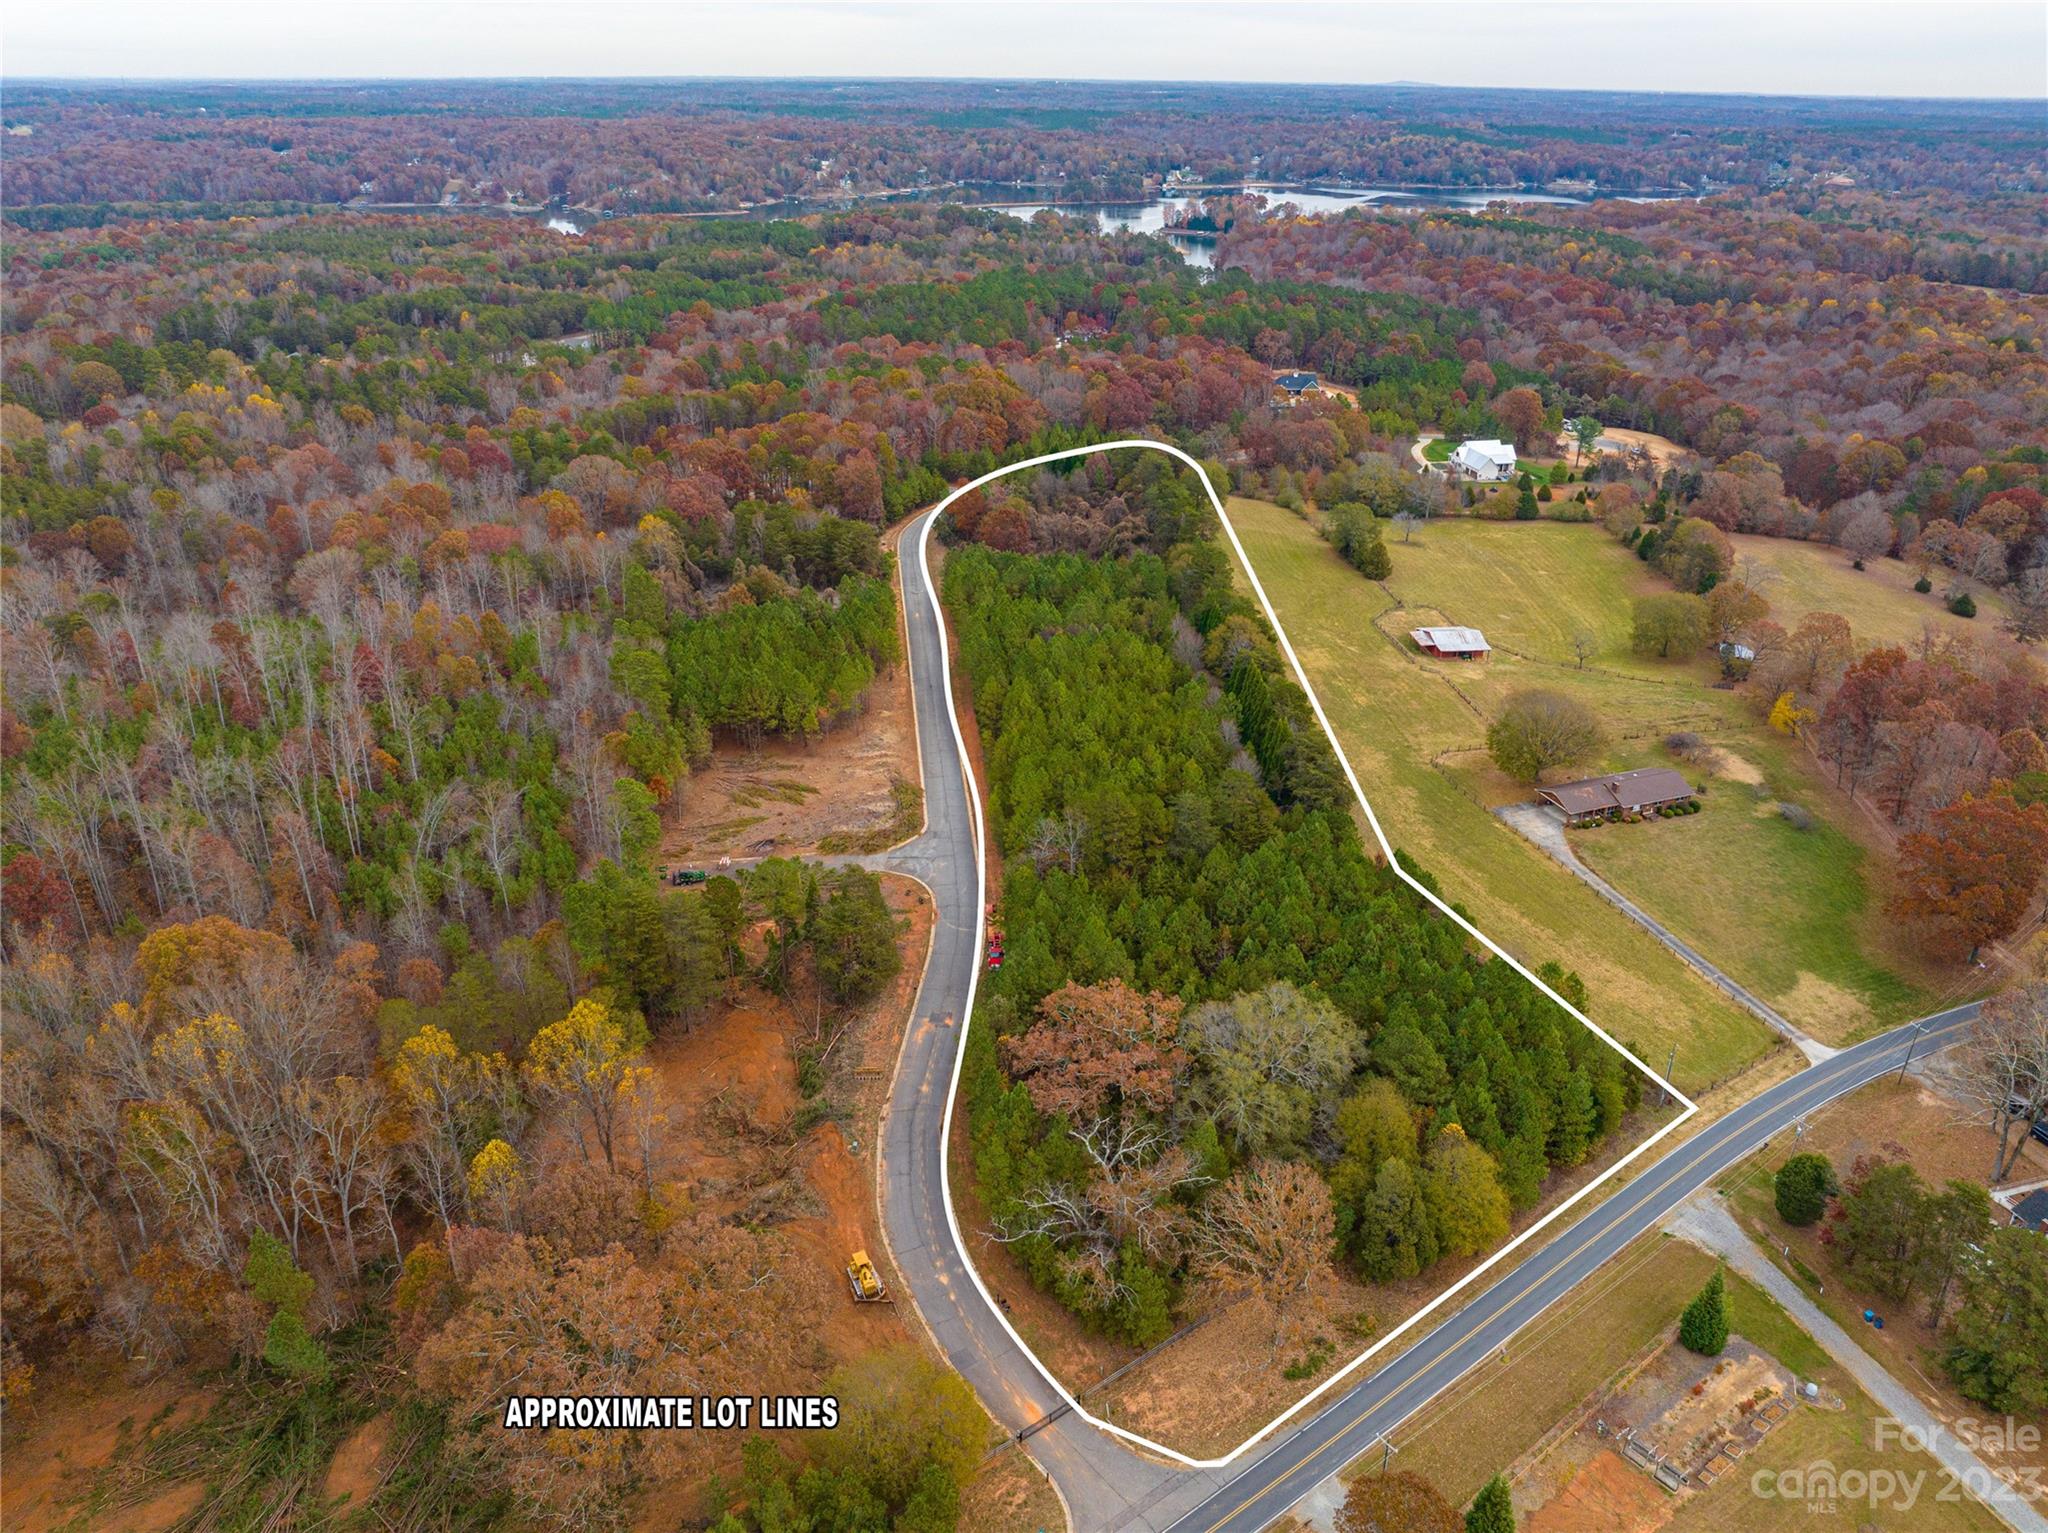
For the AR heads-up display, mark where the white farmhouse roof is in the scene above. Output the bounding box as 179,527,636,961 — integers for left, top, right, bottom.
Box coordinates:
1455,439,1516,468
1411,626,1491,653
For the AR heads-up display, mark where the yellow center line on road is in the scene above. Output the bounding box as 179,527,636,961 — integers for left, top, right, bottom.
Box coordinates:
1187,1025,1956,1532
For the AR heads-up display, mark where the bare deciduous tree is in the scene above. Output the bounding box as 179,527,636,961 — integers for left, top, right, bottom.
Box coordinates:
1190,1158,1336,1351
1928,979,2048,1182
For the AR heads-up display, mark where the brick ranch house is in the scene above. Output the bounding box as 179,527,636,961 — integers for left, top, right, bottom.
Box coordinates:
1539,767,1695,824
1410,625,1491,659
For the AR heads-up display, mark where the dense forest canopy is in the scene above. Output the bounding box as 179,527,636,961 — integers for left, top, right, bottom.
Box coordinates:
2,78,2041,217
946,516,1635,1345
2,78,2046,1525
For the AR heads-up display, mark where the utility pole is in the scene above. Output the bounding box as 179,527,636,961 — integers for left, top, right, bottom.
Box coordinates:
1896,1020,1924,1083
1659,1045,1677,1107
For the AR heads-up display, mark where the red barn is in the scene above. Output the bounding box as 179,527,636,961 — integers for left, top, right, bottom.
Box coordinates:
1410,625,1491,659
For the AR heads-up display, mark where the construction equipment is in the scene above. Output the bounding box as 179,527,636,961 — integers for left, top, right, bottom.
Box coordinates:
667,867,708,887
846,1249,888,1302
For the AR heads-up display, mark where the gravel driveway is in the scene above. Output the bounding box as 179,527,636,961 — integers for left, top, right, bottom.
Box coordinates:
1494,801,1834,1065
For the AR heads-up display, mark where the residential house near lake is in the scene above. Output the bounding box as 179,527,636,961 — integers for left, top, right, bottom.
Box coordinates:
1452,438,1517,481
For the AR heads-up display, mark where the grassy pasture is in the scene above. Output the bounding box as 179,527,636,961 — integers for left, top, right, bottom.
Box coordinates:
1729,533,2015,651
1227,498,1773,1090
1228,500,1946,1059
1572,738,1939,1042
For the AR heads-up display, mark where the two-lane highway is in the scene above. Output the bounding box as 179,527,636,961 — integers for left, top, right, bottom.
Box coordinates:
1159,1004,1979,1532
869,490,1986,1533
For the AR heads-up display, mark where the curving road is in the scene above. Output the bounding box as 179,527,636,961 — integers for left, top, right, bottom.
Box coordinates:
869,508,1206,1532
868,504,1982,1533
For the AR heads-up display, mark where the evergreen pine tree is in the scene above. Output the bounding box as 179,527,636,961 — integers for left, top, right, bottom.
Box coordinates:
1774,1152,1838,1226
262,1309,332,1380
244,1231,328,1380
1466,1473,1516,1533
1680,1268,1729,1355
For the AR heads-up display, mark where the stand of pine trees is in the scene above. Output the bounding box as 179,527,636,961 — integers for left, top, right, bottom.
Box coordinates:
949,495,1634,1343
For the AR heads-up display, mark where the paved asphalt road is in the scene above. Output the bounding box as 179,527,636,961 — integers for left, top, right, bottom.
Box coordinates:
872,505,1985,1533
872,510,1202,1532
1158,1003,1979,1533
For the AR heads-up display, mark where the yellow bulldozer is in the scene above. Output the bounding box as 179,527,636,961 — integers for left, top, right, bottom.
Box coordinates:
845,1249,888,1302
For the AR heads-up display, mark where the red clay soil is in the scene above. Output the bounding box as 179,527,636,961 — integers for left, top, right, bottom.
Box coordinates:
1524,1447,1674,1533
641,876,934,1371
628,876,933,1528
1,1365,217,1532
111,1478,209,1533
320,1409,392,1510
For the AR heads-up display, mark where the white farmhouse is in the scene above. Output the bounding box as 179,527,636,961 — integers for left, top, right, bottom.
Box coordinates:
1452,438,1517,481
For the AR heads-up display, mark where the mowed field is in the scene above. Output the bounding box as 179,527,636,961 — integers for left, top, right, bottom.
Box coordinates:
1572,754,1939,1041
1226,501,1771,1090
1363,1232,2005,1533
1380,522,1944,1040
1226,502,1943,1063
1729,533,2013,650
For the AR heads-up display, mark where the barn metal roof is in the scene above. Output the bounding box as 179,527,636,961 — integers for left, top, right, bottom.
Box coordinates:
1410,625,1491,652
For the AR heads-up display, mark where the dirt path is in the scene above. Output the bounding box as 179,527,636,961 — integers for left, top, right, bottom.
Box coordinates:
1495,801,1832,1065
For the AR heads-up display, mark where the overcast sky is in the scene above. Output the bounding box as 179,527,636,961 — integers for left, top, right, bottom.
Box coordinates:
4,2,2043,100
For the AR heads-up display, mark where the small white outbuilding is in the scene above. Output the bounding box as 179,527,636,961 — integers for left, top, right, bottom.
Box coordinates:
1452,438,1517,481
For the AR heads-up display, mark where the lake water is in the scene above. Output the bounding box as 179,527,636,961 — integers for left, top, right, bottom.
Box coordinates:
981,182,1692,269
511,180,1691,259
990,196,1229,267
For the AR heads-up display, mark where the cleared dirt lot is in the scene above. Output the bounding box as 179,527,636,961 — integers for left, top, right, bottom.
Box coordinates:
659,646,920,864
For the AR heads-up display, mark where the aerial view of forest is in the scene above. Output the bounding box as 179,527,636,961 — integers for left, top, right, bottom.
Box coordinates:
2,10,2046,1533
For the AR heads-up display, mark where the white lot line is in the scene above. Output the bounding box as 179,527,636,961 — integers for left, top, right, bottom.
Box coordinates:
920,438,1697,1470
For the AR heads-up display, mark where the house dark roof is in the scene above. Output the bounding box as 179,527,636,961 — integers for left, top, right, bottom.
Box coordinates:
2012,1188,2048,1232
1538,767,1694,817
1275,371,1319,391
